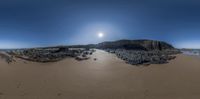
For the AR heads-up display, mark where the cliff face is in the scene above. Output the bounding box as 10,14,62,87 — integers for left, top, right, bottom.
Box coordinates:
96,39,175,51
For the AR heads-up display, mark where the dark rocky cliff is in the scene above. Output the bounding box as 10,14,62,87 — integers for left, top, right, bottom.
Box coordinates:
96,39,175,51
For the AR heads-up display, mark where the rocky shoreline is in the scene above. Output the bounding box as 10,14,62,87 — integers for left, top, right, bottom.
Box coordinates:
1,39,181,65
105,49,180,65
4,48,180,65
98,39,181,65
7,47,95,63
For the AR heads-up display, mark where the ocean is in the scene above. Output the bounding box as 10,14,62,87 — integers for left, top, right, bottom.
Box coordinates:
181,49,200,57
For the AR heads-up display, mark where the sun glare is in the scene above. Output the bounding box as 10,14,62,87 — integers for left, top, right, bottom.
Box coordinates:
98,32,104,38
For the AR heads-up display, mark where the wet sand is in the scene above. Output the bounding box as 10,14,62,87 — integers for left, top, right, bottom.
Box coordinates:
0,50,200,99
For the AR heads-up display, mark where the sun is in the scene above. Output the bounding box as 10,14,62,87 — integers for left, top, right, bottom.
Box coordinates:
98,32,104,38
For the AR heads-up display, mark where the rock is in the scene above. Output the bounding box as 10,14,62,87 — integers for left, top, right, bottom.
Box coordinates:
105,49,179,65
93,58,97,61
8,47,92,62
0,51,15,64
75,55,90,61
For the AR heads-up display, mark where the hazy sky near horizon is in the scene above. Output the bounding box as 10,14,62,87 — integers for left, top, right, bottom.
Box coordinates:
0,0,200,48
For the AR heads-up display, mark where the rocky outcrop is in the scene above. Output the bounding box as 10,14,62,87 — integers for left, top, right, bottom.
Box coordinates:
8,48,95,62
0,51,15,63
105,49,179,65
96,39,174,51
99,39,180,65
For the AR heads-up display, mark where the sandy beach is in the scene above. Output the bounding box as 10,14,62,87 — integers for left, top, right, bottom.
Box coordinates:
0,49,200,99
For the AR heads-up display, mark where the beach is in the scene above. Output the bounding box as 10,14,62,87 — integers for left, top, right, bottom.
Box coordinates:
0,49,200,99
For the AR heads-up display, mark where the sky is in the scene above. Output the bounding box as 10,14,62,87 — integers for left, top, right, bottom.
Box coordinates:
0,0,200,48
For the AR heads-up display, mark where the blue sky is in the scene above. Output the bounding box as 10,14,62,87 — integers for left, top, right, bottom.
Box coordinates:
0,0,200,48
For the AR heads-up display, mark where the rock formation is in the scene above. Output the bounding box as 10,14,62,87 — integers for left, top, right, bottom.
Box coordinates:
100,40,180,65
96,39,174,51
7,47,95,62
0,51,15,63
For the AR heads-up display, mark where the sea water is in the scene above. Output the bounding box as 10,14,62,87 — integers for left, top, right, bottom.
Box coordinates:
181,49,200,56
